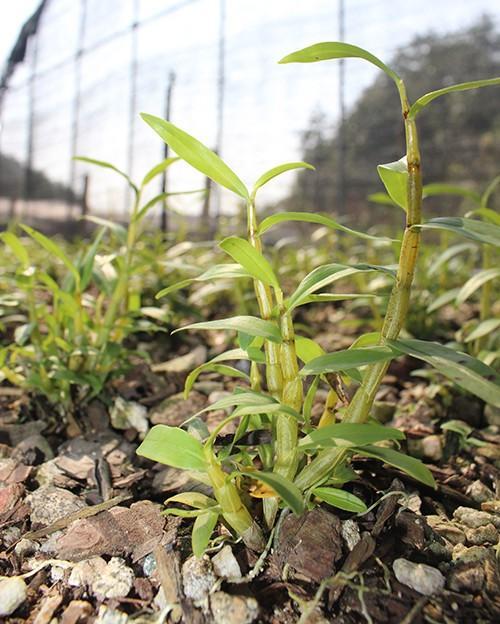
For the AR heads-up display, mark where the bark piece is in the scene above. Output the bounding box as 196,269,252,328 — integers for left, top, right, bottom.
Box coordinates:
56,500,164,561
275,508,342,583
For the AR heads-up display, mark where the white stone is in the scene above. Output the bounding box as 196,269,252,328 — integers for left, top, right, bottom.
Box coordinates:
0,576,27,617
393,558,445,596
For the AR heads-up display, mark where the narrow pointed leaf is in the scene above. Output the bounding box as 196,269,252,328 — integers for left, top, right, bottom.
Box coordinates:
141,156,179,187
354,445,436,487
278,42,400,84
156,264,252,299
173,316,282,343
312,487,367,513
220,236,279,289
377,157,408,211
166,492,218,509
423,183,481,203
192,510,219,557
409,77,500,118
74,156,138,194
299,423,405,450
287,263,395,311
0,232,29,267
141,113,248,199
258,211,393,242
252,162,314,198
20,225,80,285
427,243,475,278
241,470,304,515
301,346,395,376
83,215,127,243
426,288,460,313
416,217,500,247
185,348,252,397
465,319,500,343
456,268,500,304
388,338,500,407
135,189,204,222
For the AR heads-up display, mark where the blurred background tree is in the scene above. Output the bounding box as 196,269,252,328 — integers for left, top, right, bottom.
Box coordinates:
284,17,500,223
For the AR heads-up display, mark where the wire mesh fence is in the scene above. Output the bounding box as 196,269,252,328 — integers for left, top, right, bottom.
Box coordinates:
0,0,499,229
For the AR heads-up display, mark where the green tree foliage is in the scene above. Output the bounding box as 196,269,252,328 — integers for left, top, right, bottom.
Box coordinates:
287,17,500,222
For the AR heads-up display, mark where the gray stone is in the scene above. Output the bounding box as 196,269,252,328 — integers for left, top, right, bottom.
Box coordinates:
466,480,494,504
69,556,133,599
465,523,498,546
212,545,242,579
420,435,443,462
210,591,259,624
110,397,149,435
27,485,86,526
182,555,216,603
393,558,445,596
0,576,27,616
454,506,500,530
341,519,361,551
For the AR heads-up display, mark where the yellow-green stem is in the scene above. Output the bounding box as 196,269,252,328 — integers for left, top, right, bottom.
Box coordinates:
204,448,264,551
296,82,422,491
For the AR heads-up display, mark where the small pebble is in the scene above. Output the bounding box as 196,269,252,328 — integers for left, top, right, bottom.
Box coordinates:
466,480,494,504
182,556,216,603
0,576,27,617
212,545,242,579
341,519,361,551
454,506,500,530
393,558,445,596
210,591,259,624
465,523,498,546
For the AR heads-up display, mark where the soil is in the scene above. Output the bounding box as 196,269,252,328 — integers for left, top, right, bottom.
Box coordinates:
1,331,500,623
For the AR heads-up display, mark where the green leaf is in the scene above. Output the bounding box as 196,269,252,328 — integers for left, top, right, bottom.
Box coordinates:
192,510,219,557
312,487,367,513
251,162,314,198
258,211,393,242
278,42,400,84
136,425,207,471
0,232,29,267
80,228,106,290
377,157,408,211
354,445,436,487
417,217,500,247
141,157,179,187
156,264,252,299
299,423,405,450
467,207,500,226
301,346,395,376
134,189,204,222
219,236,279,289
20,225,80,285
456,268,500,304
409,77,500,118
423,183,481,204
298,293,375,306
427,243,475,278
195,390,279,418
388,338,500,407
465,319,500,343
184,348,251,398
173,316,282,343
287,263,395,311
367,192,398,207
166,492,218,509
295,336,325,363
241,470,304,515
74,156,138,194
140,113,248,199
83,215,127,244
426,288,460,313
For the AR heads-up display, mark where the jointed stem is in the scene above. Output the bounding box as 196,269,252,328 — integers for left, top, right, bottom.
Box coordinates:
296,83,423,491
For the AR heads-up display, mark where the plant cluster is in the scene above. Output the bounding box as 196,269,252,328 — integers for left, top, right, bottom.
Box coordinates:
134,43,500,555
